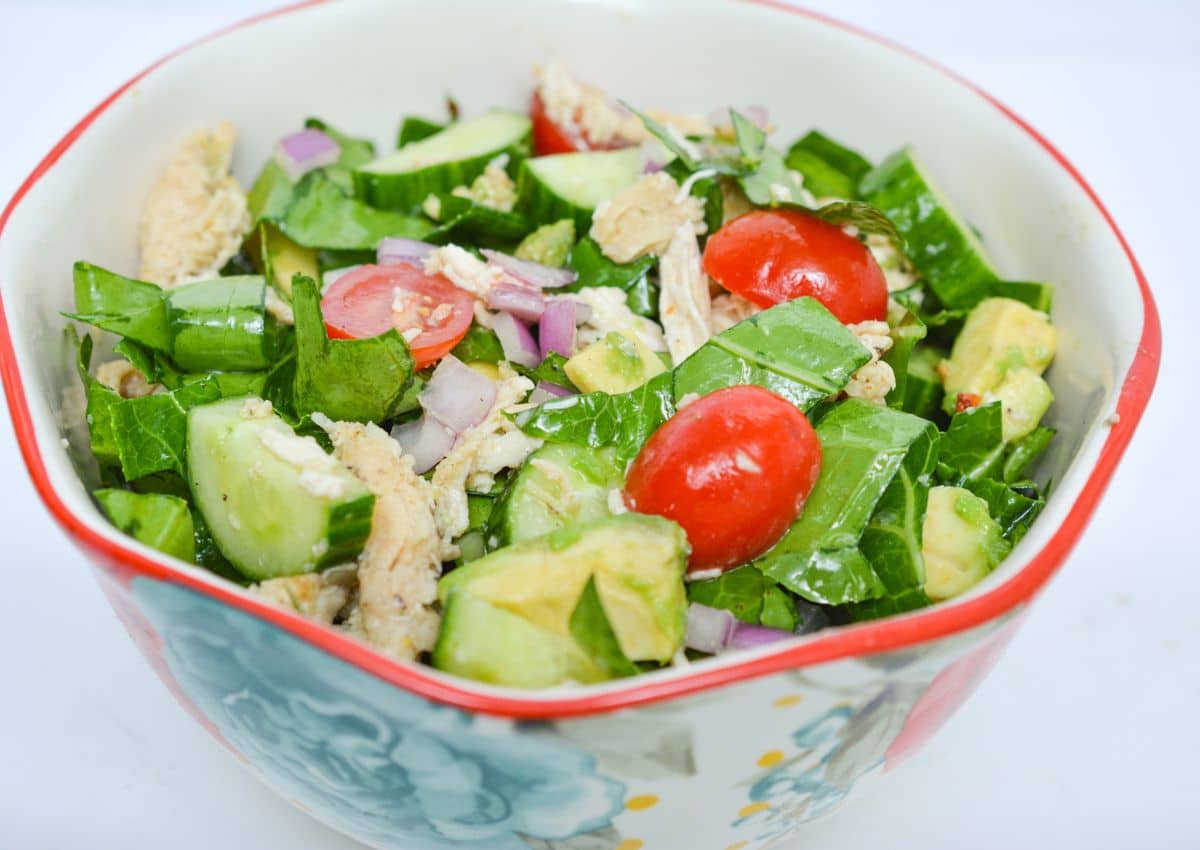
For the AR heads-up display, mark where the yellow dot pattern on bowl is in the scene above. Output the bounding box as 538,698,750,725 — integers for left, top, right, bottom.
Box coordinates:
773,694,804,708
738,802,771,818
626,794,659,811
616,840,644,850
757,749,785,768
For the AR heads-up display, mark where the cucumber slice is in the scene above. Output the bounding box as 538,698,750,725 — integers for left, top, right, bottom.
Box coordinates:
516,148,644,230
433,590,604,688
187,398,374,580
354,110,531,211
488,444,625,547
860,149,998,309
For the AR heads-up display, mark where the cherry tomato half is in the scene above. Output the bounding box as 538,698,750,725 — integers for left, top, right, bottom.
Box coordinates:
624,385,822,572
321,264,474,369
702,208,888,325
530,92,583,155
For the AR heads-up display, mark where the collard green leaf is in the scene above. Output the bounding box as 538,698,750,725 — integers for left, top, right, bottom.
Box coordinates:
424,193,532,248
843,586,932,622
517,371,675,462
113,338,180,388
397,115,446,147
303,117,376,194
959,475,1045,545
109,377,222,480
883,307,928,410
248,119,376,221
94,488,195,561
673,297,870,409
570,575,639,678
1002,426,1055,484
247,160,294,224
450,324,505,364
685,564,767,625
754,400,936,605
74,332,121,468
277,174,431,250
291,276,414,423
192,509,245,583
784,130,873,200
759,585,798,631
516,352,578,392
939,402,1005,482
166,276,287,373
70,262,170,352
567,237,658,318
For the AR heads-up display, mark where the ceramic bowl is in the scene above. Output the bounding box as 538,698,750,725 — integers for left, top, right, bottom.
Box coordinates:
0,1,1160,848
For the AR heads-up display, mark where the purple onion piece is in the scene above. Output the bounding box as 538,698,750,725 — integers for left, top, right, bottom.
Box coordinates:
481,249,577,289
485,282,546,323
538,299,577,358
729,622,795,651
378,237,437,267
419,355,496,433
391,414,455,474
684,603,738,655
275,129,341,182
491,311,541,368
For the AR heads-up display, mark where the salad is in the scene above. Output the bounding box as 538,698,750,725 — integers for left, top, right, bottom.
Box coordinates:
67,61,1058,688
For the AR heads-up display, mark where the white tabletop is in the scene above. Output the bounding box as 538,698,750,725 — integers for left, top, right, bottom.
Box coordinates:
0,1,1195,848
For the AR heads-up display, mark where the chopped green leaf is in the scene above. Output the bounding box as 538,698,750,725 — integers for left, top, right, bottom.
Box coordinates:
784,130,872,199
303,117,376,194
109,377,222,480
685,564,767,625
277,174,431,250
516,352,578,392
622,102,699,170
424,193,532,248
450,324,505,364
759,585,798,631
95,489,195,561
883,307,928,410
1002,426,1056,484
567,237,658,318
74,332,121,468
292,276,414,423
939,402,1005,482
673,297,870,409
730,109,767,168
70,262,169,352
958,474,1045,545
569,575,639,678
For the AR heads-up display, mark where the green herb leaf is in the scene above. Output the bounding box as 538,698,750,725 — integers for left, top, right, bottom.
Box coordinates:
622,102,699,170
673,297,870,409
516,352,578,392
567,237,658,318
109,377,223,480
784,130,872,200
883,307,928,410
74,332,121,468
754,400,937,605
569,575,640,678
759,585,798,631
70,262,170,352
1002,426,1056,484
277,174,431,250
731,109,767,168
94,489,195,561
685,564,768,625
291,275,414,423
957,474,1045,545
450,324,505,364
517,371,675,462
939,402,1005,482
424,193,532,248
303,117,376,195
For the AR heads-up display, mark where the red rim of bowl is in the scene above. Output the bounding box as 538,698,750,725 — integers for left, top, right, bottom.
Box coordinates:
0,0,1162,719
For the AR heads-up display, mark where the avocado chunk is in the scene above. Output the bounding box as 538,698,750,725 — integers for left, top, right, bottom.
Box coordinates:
564,331,667,394
433,590,605,688
941,297,1056,416
255,222,318,297
437,513,689,664
923,486,1010,601
489,443,625,547
988,367,1055,441
514,219,576,267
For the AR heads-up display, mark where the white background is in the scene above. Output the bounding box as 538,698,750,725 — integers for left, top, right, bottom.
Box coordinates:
0,1,1195,848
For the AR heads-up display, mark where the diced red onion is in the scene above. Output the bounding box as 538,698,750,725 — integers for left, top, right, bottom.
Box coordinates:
538,298,577,358
419,355,496,433
491,311,541,368
391,415,455,474
378,237,437,267
529,381,576,405
485,282,545,322
729,623,795,650
481,249,577,289
684,603,738,654
275,129,341,182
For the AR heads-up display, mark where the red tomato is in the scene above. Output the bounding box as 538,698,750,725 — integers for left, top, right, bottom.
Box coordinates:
702,208,889,325
321,264,474,369
530,92,582,155
624,386,822,572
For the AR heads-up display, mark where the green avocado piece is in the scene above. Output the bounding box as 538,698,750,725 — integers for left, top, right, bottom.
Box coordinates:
437,513,689,664
922,486,1010,601
564,331,666,394
514,219,576,267
941,296,1057,415
989,367,1055,441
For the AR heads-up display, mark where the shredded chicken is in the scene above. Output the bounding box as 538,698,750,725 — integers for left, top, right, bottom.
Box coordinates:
567,287,668,353
845,320,897,405
430,368,541,558
709,292,761,334
423,244,504,297
451,160,516,212
657,224,712,362
589,173,706,264
137,122,251,287
535,60,645,148
252,565,357,625
315,417,443,661
94,358,159,399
